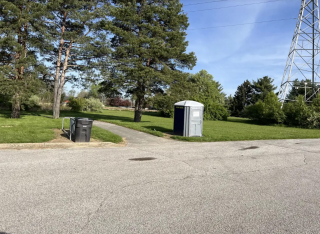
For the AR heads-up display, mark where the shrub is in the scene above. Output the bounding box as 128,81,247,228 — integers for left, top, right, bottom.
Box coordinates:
68,97,86,112
204,102,229,121
109,97,122,107
311,94,320,112
152,95,176,117
121,100,131,107
245,92,285,124
84,98,104,112
25,95,41,111
283,95,311,127
306,111,320,129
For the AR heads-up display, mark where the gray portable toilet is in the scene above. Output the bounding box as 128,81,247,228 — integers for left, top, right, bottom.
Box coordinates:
173,100,204,137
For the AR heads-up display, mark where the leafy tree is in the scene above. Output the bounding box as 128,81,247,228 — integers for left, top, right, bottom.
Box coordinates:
68,90,76,98
44,0,110,118
77,90,89,99
0,0,47,118
88,84,101,99
189,70,225,105
152,70,228,120
252,76,277,103
107,0,196,122
231,80,254,116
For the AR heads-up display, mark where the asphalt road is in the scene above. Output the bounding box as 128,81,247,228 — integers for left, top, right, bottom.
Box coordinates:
1,123,320,233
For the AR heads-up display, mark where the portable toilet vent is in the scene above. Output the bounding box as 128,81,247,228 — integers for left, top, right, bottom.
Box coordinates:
173,100,204,137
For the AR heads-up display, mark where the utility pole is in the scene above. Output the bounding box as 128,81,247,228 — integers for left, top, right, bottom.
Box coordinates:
278,0,320,105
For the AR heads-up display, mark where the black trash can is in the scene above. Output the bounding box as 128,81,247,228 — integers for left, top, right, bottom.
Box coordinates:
74,118,93,142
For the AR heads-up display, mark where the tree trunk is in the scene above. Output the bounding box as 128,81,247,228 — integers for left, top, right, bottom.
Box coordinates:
134,96,144,122
53,12,67,119
53,91,61,119
11,97,20,119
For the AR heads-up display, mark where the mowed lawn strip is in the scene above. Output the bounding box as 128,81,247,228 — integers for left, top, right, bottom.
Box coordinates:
0,111,123,144
59,109,320,142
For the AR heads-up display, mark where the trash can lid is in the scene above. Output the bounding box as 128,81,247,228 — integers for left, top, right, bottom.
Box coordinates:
174,100,204,107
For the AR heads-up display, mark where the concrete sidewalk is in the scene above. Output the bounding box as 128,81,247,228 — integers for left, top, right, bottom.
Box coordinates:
93,121,171,145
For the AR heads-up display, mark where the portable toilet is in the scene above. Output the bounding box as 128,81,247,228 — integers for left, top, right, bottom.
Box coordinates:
173,100,204,137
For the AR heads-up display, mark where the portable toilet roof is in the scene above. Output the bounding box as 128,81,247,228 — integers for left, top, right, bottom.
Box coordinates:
174,100,204,107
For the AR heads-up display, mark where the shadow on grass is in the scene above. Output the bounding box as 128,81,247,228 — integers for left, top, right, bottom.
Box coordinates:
0,111,39,119
144,126,172,133
227,117,262,126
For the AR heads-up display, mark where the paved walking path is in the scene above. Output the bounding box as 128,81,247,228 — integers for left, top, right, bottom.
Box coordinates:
93,121,171,145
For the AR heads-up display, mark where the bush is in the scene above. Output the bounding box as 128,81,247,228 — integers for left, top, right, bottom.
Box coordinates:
152,95,176,117
84,98,104,112
68,97,86,112
245,92,285,124
25,95,41,111
283,95,311,127
121,99,131,107
204,102,229,121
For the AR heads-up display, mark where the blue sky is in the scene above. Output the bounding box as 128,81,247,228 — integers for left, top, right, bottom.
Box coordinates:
181,0,301,96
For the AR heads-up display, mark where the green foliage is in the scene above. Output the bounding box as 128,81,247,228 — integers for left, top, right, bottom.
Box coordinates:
283,95,312,127
84,98,104,112
68,97,86,112
245,92,285,124
0,0,49,117
152,95,176,117
108,0,196,122
25,95,41,111
231,80,254,116
152,70,228,120
311,94,320,112
98,80,121,98
252,76,277,102
287,79,317,101
204,102,229,121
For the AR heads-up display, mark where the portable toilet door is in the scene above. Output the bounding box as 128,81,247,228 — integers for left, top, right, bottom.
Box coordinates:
189,106,203,137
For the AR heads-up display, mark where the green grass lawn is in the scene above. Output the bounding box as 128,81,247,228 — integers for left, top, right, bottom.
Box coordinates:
54,109,320,142
2,109,320,143
0,111,123,144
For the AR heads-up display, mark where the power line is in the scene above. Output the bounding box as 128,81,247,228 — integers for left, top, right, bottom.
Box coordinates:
186,0,285,13
187,18,296,30
184,0,245,7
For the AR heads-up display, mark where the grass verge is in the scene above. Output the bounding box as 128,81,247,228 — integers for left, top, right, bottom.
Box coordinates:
0,111,123,144
56,109,320,142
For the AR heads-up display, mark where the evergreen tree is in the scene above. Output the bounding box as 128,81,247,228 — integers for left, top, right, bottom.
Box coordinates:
286,79,317,101
107,0,196,122
252,76,277,103
44,0,110,118
0,0,47,118
231,80,254,116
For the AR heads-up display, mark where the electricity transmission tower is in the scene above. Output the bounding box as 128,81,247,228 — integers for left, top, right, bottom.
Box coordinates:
279,0,320,104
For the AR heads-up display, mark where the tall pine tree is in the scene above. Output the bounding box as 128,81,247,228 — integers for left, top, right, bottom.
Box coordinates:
107,0,196,122
231,80,254,116
0,0,47,118
44,0,110,118
252,76,277,103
